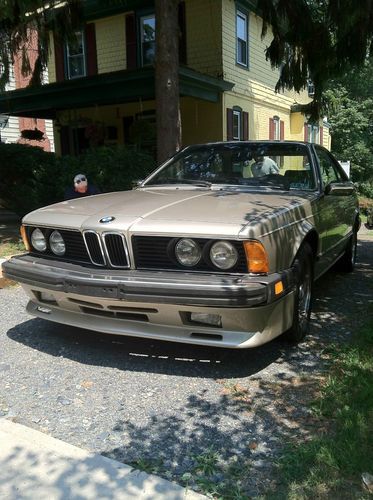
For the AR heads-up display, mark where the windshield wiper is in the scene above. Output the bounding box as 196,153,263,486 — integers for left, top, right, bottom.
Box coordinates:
145,178,212,188
180,179,212,187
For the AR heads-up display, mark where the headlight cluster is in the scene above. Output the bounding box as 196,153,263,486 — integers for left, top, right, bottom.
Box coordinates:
30,228,66,256
174,238,239,270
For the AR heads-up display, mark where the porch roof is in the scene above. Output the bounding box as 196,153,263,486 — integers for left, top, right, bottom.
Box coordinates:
0,67,234,119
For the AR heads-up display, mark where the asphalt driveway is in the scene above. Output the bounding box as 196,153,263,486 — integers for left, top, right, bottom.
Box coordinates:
1,230,372,497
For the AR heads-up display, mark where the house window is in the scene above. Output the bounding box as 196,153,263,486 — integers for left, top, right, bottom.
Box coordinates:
273,116,280,140
140,14,156,66
236,10,248,67
227,107,248,141
233,110,241,140
66,31,86,79
269,116,284,140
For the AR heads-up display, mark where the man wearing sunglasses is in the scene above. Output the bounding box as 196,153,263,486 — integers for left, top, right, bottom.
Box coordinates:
64,173,100,200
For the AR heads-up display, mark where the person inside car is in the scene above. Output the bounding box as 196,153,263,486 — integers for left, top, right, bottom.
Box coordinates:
251,154,280,177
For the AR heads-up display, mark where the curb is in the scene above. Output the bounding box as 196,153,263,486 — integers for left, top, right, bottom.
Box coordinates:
0,419,206,500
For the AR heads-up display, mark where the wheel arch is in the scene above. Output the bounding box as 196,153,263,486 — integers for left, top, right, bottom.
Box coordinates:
301,230,318,260
290,228,319,268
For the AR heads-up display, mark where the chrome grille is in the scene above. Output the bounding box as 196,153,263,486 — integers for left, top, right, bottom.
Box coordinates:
103,233,130,268
83,231,105,266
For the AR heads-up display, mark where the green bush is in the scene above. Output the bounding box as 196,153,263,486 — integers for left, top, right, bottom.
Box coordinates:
359,196,373,215
0,143,58,215
0,143,156,216
357,180,373,199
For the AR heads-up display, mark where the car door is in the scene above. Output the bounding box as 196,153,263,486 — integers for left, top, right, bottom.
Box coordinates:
314,145,356,269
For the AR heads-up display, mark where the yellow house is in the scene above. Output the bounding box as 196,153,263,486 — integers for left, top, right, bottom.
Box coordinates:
0,0,330,156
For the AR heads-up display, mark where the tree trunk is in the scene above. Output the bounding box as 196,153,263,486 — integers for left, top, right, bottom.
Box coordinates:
155,0,181,164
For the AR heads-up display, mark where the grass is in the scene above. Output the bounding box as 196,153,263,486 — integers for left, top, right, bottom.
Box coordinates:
179,449,251,499
0,239,25,258
271,319,373,499
129,457,165,475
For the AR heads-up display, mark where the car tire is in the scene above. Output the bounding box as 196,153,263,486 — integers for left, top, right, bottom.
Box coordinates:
336,228,357,273
285,243,314,343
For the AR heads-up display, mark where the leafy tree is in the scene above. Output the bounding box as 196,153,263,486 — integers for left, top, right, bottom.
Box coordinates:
1,0,373,158
0,0,82,90
324,60,373,192
0,0,180,162
257,0,373,119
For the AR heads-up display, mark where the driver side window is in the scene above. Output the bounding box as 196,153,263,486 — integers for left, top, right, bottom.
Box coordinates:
315,147,341,187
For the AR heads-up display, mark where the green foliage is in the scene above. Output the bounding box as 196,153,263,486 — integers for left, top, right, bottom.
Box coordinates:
359,196,373,216
0,0,83,91
0,143,58,215
257,0,373,119
48,146,156,196
274,318,373,499
324,60,373,188
0,143,156,216
0,240,25,258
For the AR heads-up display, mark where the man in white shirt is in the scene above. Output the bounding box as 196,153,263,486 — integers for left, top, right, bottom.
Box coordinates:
251,155,280,177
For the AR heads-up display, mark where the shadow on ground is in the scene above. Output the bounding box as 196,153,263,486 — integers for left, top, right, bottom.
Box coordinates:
5,237,373,497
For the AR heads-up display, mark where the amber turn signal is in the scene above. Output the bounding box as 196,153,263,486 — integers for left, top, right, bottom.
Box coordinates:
20,225,31,252
243,240,269,274
274,280,284,295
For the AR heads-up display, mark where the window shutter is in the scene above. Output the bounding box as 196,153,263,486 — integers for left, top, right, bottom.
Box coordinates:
178,1,187,65
280,120,284,140
227,108,233,140
125,13,137,70
85,23,98,76
320,126,323,146
304,124,308,142
269,118,275,140
242,111,249,140
54,34,65,82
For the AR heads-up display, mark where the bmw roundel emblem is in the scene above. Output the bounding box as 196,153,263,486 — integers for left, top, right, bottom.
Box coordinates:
99,216,115,223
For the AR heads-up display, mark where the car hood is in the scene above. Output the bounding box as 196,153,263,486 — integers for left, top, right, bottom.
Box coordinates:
23,188,314,238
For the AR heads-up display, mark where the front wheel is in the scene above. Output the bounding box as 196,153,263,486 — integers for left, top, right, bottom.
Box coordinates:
284,243,314,343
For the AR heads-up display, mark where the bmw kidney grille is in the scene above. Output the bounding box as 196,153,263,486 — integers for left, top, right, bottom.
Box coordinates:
83,231,129,268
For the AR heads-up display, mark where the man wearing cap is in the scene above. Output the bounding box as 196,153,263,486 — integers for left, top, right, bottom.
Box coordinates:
251,155,280,178
64,174,101,200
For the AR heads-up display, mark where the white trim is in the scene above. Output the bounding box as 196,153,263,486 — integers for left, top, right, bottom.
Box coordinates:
236,10,248,67
66,31,86,80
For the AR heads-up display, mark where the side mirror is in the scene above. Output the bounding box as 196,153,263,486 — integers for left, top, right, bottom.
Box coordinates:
132,179,144,189
325,182,355,196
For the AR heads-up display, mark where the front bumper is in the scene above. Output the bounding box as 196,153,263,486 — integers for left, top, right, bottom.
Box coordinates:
3,255,295,348
3,255,294,307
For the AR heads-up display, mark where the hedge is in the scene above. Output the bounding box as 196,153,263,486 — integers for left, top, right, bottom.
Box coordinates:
0,143,156,216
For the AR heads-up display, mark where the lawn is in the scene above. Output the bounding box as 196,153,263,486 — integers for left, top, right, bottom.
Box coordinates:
0,239,25,258
272,315,373,499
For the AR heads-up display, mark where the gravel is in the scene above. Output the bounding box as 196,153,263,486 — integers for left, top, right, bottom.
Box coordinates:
1,230,372,497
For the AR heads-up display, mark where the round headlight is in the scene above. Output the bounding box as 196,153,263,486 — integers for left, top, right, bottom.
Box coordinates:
49,230,66,256
31,228,47,252
175,238,201,266
210,241,238,270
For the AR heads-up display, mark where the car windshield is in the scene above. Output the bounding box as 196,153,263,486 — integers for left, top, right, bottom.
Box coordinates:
144,143,316,191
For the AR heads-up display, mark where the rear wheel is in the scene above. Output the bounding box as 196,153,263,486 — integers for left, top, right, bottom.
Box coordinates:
337,229,357,272
285,243,314,343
